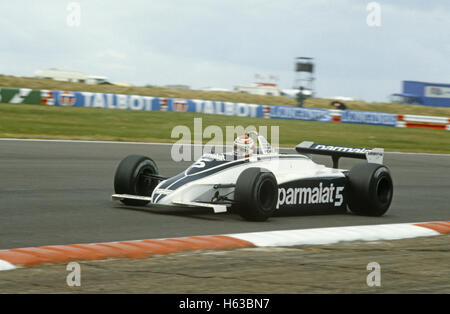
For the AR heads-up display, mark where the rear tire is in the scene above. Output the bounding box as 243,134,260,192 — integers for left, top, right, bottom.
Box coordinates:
114,155,159,206
347,163,393,216
234,168,278,221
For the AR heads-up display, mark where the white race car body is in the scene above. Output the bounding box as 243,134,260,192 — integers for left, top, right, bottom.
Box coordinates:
111,128,389,217
112,132,391,220
150,152,347,214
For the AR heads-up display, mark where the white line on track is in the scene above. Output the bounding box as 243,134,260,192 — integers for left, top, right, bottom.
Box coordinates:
0,260,16,271
0,138,449,156
228,222,441,247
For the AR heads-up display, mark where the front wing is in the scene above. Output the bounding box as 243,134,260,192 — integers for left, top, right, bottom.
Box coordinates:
111,194,227,213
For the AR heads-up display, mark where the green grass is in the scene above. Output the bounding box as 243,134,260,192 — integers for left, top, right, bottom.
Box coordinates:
1,75,450,117
0,103,449,154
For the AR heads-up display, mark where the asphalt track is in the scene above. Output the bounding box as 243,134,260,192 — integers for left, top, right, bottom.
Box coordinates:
0,139,449,250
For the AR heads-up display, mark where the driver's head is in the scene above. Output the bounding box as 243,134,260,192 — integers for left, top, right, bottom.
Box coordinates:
233,135,255,158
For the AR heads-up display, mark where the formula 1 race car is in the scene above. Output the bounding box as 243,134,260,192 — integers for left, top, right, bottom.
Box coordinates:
112,132,393,221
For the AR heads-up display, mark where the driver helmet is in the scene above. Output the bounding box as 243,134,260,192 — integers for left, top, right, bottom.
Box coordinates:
233,135,255,158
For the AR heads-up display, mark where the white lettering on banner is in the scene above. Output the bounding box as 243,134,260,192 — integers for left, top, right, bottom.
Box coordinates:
130,95,144,110
82,92,93,107
237,103,249,117
10,88,32,104
93,92,105,108
204,101,214,114
215,102,223,114
194,100,259,117
225,102,234,115
270,106,330,121
276,183,344,209
143,96,154,111
81,92,154,110
106,94,115,109
117,94,128,109
341,111,396,126
194,100,202,113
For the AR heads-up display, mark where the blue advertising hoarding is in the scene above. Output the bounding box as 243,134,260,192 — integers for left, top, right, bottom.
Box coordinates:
340,110,397,126
51,90,160,111
269,106,332,122
166,99,264,118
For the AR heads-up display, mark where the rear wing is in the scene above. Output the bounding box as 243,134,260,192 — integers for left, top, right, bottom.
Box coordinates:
296,141,384,168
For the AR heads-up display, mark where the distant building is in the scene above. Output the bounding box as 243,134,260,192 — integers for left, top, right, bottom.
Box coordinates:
164,84,191,90
113,82,133,87
234,82,281,96
86,75,110,85
34,69,110,85
201,87,232,92
35,69,86,82
391,81,450,107
331,96,355,101
280,88,312,98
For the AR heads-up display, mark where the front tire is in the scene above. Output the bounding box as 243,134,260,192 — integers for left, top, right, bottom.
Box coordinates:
114,155,159,206
347,163,393,216
234,168,278,221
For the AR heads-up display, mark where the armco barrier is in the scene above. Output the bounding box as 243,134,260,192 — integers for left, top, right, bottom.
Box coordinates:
1,87,449,131
396,114,450,130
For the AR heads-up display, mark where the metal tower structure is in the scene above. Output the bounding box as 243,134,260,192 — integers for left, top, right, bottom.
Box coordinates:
294,57,315,97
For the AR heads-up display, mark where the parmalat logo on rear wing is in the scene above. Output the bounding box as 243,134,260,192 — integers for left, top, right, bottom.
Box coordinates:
314,144,370,154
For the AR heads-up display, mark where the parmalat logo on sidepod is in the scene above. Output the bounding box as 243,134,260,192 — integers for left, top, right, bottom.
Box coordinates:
277,182,344,209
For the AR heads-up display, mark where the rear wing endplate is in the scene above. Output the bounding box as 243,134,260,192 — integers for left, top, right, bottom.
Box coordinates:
296,141,384,168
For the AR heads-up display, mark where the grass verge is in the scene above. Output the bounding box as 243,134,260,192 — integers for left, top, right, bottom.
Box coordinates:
1,103,449,154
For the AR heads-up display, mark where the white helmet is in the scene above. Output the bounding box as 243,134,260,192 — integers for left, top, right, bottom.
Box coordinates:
233,135,255,158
